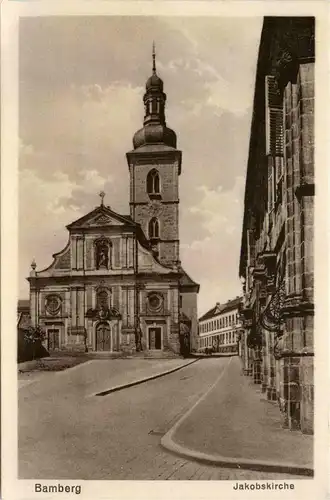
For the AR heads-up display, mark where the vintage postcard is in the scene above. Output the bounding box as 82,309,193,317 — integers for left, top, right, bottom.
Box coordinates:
1,1,329,499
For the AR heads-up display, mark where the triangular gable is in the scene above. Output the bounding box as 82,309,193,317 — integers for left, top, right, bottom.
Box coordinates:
67,206,137,230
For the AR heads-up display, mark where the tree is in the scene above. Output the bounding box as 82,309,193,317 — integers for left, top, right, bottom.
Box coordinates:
23,325,47,361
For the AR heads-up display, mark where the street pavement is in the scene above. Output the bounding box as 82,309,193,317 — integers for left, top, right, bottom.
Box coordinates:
19,357,304,480
164,356,313,474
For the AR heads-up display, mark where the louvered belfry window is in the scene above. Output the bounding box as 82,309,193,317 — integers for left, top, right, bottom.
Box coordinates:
265,75,284,157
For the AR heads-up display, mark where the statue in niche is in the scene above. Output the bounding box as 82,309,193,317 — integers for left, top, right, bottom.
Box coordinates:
96,240,109,269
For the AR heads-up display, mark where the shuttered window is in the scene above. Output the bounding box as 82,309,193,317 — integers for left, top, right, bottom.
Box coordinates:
265,75,284,157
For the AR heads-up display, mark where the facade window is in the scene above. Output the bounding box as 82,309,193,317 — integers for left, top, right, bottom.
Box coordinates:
217,319,220,329
148,292,163,312
45,294,61,315
147,169,160,196
225,317,228,327
229,316,232,326
149,217,160,239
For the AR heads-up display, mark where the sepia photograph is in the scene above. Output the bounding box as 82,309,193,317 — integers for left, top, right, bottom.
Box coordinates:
1,2,328,499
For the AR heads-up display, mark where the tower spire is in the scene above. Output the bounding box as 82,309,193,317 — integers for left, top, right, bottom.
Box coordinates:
152,41,156,74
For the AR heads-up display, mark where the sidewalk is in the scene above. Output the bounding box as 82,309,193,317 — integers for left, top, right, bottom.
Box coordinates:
19,357,197,398
161,356,313,476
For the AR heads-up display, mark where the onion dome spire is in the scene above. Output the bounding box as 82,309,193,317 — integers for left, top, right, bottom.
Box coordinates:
132,43,177,149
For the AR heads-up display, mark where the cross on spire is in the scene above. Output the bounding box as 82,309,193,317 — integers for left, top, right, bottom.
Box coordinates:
152,41,156,74
99,191,105,206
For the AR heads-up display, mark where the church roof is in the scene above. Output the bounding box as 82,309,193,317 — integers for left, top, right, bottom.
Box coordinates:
66,205,138,230
179,267,200,291
199,296,242,322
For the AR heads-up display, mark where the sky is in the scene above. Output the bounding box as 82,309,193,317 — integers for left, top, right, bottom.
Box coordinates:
19,15,263,316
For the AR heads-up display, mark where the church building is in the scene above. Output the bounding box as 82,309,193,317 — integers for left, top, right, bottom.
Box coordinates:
27,48,199,357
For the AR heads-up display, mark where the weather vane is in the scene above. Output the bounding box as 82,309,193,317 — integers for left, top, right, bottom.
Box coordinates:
152,41,156,73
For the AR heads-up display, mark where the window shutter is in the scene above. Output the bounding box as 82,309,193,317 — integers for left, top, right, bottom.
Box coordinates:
265,76,284,157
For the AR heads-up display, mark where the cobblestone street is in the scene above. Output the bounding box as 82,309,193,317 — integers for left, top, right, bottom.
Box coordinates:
19,358,303,480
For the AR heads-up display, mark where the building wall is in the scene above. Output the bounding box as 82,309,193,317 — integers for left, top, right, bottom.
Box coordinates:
128,156,181,266
181,291,198,350
198,305,241,354
238,17,314,434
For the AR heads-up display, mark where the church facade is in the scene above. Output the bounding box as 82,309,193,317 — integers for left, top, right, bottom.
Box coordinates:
27,50,199,356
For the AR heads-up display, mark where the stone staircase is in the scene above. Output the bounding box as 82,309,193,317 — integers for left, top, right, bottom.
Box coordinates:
131,350,181,359
84,349,181,360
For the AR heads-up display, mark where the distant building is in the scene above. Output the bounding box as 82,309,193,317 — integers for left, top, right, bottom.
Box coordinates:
198,297,243,354
23,48,199,357
17,299,31,330
239,17,314,434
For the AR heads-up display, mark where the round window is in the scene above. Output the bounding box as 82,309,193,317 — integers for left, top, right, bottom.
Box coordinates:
46,295,61,315
148,293,162,311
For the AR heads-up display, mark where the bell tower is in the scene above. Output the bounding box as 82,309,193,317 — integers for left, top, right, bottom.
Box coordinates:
126,44,182,267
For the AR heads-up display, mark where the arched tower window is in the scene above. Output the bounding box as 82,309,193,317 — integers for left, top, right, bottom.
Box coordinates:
147,169,160,197
149,218,160,239
94,239,111,270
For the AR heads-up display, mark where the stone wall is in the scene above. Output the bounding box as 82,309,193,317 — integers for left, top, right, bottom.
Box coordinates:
129,159,180,266
181,291,198,350
239,19,314,434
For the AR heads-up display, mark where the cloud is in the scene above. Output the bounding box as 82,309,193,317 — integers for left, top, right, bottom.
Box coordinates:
181,176,245,316
158,56,250,117
18,168,113,297
18,16,262,315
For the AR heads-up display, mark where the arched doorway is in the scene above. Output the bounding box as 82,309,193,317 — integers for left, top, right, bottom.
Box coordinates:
96,322,111,351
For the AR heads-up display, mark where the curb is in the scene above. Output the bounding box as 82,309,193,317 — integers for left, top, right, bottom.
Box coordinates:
161,436,313,477
94,358,199,396
160,357,313,477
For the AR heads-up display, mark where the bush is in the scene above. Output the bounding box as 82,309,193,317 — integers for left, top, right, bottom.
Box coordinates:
18,326,49,363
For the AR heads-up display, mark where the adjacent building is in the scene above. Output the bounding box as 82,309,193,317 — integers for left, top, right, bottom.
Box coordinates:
239,17,314,434
17,299,31,331
198,297,242,354
25,49,199,356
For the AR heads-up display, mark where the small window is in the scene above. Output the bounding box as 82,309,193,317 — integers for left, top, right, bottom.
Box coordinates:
149,218,160,239
147,169,160,196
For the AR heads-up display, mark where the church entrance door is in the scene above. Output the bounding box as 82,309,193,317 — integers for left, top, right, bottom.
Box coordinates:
148,327,162,350
47,329,60,350
96,322,111,351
